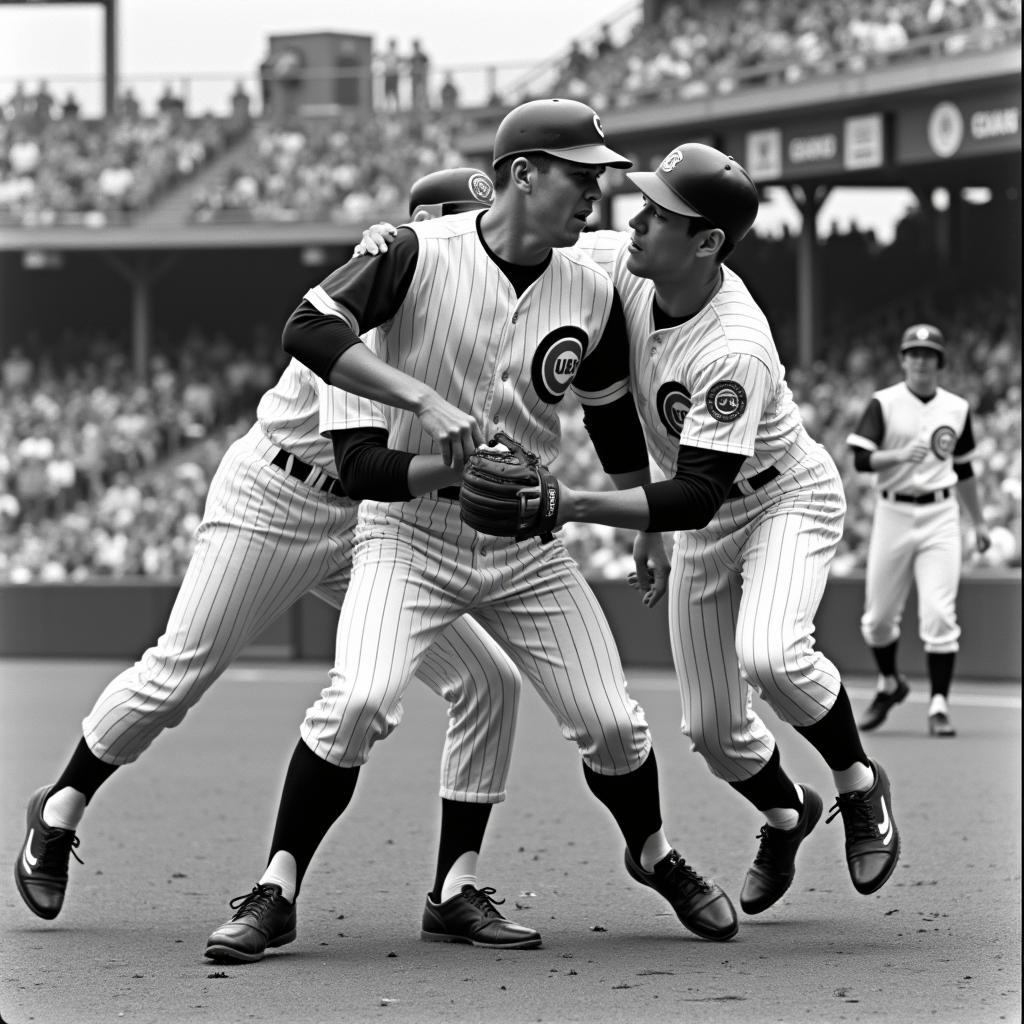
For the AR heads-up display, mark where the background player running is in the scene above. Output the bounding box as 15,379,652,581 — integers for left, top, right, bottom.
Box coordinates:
847,323,992,737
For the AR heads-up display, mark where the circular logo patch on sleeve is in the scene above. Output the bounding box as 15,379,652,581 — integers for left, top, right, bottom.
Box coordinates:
706,380,747,422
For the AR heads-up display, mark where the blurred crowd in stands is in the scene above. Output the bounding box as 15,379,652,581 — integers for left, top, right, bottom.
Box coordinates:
0,287,1018,584
554,0,1022,107
2,0,1019,228
0,80,251,227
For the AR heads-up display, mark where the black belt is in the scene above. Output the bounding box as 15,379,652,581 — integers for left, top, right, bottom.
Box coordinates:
881,487,952,505
726,465,780,500
271,447,346,498
437,486,461,501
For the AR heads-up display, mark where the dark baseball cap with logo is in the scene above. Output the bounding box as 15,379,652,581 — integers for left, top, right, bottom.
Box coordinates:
409,167,494,216
627,142,759,244
492,98,632,169
900,323,946,365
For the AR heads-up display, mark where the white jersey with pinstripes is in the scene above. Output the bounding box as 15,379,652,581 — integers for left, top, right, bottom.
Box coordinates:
306,211,615,467
574,230,846,783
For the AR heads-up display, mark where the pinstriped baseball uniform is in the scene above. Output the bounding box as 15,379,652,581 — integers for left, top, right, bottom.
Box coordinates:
80,356,522,804
298,212,651,774
848,383,974,654
575,231,845,782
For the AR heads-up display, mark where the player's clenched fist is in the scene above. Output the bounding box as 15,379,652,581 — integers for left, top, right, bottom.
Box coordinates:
415,393,483,471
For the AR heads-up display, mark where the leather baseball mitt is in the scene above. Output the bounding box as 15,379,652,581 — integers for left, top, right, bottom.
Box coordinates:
459,432,560,541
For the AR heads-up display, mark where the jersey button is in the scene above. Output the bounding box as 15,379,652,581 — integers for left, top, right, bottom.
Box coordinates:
493,414,500,423
501,371,509,381
511,313,519,324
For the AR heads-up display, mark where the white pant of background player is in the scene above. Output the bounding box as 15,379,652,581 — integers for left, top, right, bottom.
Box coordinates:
82,423,521,804
668,444,846,782
859,494,962,655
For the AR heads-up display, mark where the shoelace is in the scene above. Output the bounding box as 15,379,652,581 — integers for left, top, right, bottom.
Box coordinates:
750,825,785,870
659,852,712,895
38,829,83,873
826,792,878,842
228,883,282,922
461,886,505,918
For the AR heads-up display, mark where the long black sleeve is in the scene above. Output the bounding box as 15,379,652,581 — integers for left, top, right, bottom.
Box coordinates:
331,427,415,501
642,445,747,531
581,393,650,474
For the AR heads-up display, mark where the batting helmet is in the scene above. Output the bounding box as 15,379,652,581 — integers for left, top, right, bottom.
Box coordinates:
900,323,946,366
409,167,494,217
626,143,759,244
492,98,632,170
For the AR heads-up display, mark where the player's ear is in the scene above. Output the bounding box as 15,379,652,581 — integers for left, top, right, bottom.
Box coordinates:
696,227,726,260
510,156,534,193
411,209,431,221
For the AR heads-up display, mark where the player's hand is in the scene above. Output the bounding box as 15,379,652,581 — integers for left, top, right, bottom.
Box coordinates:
628,532,670,608
353,222,398,257
975,525,992,554
415,393,483,471
902,441,930,464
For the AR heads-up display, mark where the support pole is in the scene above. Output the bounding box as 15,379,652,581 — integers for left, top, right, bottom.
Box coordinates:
786,183,830,372
104,252,177,380
104,0,118,120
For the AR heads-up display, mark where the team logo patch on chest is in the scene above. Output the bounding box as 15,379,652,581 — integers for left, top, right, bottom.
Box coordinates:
531,326,588,404
706,380,747,422
930,425,957,458
656,382,692,437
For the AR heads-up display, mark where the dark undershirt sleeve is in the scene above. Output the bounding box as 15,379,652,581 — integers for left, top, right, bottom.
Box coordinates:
581,394,650,474
282,228,419,381
853,448,873,472
953,410,976,479
331,427,415,501
642,445,747,532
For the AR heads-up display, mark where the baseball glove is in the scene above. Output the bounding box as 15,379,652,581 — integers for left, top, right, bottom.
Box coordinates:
459,432,560,541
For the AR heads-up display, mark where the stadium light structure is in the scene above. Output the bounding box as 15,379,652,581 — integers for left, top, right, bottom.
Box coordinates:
0,0,117,117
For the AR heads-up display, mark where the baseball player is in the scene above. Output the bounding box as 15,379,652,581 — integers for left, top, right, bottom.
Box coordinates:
448,142,902,916
15,170,530,960
847,324,991,737
208,100,742,961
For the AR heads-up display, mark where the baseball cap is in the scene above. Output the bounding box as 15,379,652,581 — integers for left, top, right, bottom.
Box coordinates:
626,143,759,244
492,98,632,169
409,167,494,216
900,324,946,361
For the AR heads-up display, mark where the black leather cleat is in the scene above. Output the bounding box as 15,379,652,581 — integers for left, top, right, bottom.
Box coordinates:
421,885,541,948
740,786,823,914
205,884,297,963
859,677,910,731
15,785,83,920
625,848,738,941
928,711,956,737
827,760,900,895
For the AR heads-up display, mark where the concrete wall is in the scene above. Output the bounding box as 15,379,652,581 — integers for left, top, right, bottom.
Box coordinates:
0,573,1019,680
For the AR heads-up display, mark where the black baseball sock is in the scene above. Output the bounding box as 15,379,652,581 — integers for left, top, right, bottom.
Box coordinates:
430,798,493,902
927,652,955,699
794,687,870,771
871,641,899,679
727,746,802,812
268,739,359,897
583,748,662,864
52,737,119,803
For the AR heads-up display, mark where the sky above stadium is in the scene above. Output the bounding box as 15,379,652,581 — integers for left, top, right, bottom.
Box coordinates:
0,0,920,240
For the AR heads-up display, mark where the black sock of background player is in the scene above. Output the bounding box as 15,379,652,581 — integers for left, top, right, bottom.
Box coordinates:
727,746,802,812
268,739,359,897
430,798,493,902
794,687,870,771
871,641,899,677
582,748,663,864
52,737,120,804
927,652,955,698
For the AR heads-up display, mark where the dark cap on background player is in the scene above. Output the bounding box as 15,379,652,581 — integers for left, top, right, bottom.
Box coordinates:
409,168,495,220
627,143,759,245
492,98,632,170
899,323,946,367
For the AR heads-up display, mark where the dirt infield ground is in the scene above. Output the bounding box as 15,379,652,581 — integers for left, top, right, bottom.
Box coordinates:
1,659,1020,1024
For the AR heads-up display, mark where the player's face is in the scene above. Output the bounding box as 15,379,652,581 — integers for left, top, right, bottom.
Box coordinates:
625,195,708,282
530,159,604,246
901,348,941,392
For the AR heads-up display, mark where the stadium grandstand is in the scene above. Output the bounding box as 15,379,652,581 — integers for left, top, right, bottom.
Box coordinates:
0,0,1020,592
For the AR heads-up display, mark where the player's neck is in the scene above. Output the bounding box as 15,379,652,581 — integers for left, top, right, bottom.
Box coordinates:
653,266,722,320
905,381,938,401
478,208,552,267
